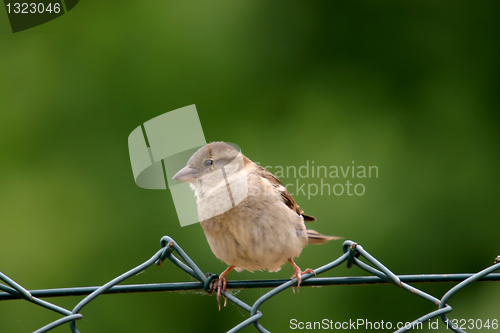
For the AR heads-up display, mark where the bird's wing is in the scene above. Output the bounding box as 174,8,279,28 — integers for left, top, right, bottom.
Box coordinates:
253,164,317,222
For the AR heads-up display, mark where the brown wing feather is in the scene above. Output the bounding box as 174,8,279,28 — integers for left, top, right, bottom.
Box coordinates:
252,163,316,222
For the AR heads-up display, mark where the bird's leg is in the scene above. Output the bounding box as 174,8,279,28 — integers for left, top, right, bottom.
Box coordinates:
288,259,315,293
214,266,234,311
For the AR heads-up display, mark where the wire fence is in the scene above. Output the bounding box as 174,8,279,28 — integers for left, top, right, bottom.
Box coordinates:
1,236,499,333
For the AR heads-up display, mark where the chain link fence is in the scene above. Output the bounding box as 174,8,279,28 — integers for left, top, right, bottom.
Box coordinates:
1,236,499,333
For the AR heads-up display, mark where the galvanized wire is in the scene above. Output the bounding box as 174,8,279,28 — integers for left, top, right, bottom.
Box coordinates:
1,236,499,333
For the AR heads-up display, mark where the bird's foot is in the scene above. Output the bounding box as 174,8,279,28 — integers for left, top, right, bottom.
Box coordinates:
214,266,234,311
288,259,315,293
214,276,227,311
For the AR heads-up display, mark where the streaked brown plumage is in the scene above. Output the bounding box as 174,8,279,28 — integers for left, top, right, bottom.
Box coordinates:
173,142,339,309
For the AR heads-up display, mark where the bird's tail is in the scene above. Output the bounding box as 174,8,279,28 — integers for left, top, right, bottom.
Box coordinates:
307,229,342,245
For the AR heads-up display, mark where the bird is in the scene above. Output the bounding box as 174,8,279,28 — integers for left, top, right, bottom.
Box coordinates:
172,141,339,309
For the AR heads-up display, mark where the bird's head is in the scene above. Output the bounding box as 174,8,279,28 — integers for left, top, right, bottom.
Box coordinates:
172,142,242,183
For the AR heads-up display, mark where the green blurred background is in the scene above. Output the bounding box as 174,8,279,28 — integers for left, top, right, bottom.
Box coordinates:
1,1,499,332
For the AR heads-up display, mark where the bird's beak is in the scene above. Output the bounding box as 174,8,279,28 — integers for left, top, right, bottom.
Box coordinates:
172,166,198,182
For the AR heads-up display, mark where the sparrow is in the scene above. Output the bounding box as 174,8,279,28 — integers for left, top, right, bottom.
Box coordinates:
173,141,339,309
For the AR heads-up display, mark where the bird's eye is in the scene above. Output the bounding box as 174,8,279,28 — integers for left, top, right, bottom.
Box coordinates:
205,159,213,166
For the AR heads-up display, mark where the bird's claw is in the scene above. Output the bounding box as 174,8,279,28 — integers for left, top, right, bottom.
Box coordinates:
213,266,234,310
291,267,315,293
214,276,228,311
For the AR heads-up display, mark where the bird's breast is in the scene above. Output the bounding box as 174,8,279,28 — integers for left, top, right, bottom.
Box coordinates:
199,186,306,272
